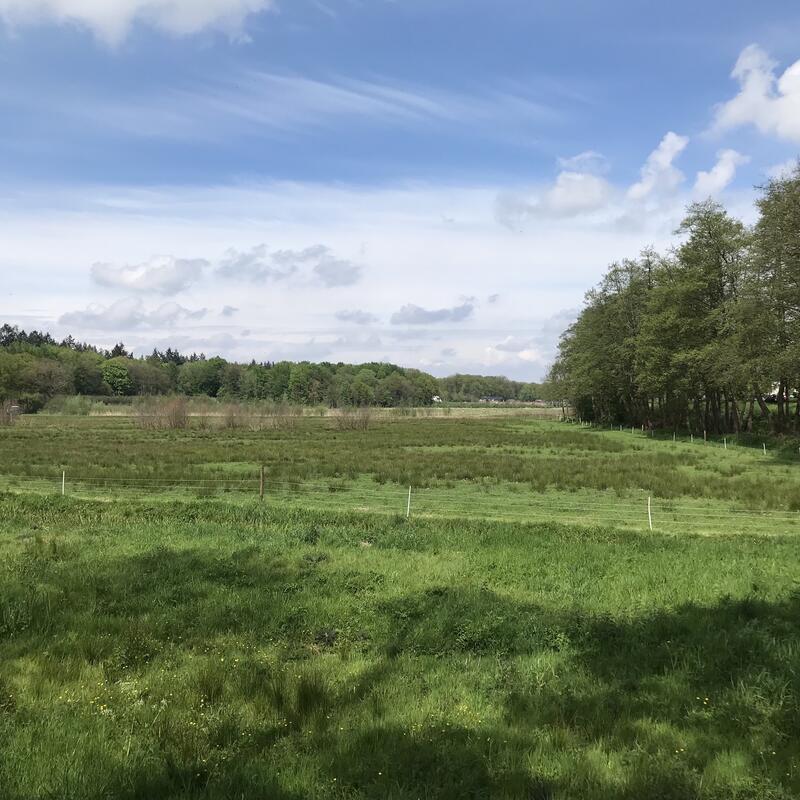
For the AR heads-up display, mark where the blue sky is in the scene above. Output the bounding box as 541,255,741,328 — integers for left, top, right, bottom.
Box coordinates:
2,1,800,379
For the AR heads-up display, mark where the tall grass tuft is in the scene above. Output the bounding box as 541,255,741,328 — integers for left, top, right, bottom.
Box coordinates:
136,397,189,430
333,407,372,430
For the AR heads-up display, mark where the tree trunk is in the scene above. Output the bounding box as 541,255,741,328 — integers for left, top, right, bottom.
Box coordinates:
756,393,772,424
743,397,754,433
729,393,741,433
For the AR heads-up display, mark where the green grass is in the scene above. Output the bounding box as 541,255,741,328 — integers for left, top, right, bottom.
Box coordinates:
1,495,799,798
2,415,800,533
1,414,800,797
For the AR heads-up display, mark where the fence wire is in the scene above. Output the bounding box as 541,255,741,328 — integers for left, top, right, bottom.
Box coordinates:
1,472,799,535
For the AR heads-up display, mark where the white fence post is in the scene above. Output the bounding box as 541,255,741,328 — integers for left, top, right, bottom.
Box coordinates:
647,496,653,531
406,486,412,518
61,470,65,496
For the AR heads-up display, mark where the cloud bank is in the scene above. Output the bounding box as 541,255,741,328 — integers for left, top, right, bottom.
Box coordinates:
60,298,207,330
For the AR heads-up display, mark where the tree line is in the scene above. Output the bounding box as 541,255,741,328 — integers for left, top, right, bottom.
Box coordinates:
0,325,544,410
550,164,800,434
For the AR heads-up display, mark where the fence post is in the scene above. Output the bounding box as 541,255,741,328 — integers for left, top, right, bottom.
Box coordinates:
724,437,727,450
259,465,264,502
406,486,412,518
763,443,767,455
647,496,653,531
61,470,65,497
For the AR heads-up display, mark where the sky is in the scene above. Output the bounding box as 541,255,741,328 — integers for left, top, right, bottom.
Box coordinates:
2,1,800,380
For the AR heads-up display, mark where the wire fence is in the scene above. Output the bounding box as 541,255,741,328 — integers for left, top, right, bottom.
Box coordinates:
1,471,799,535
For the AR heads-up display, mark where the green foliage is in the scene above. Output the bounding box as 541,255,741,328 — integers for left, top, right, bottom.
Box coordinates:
553,167,800,434
101,359,135,396
0,324,553,408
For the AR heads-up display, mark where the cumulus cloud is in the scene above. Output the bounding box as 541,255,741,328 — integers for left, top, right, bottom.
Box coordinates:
216,244,297,282
221,305,238,317
496,169,612,229
0,0,274,45
335,309,379,325
59,298,206,330
711,44,800,144
91,255,208,294
313,256,361,288
627,132,689,200
216,243,362,287
486,308,579,371
693,149,749,198
391,301,475,325
544,171,611,214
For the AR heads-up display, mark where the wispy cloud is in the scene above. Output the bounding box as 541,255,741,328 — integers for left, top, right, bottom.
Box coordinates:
25,69,560,145
0,0,275,45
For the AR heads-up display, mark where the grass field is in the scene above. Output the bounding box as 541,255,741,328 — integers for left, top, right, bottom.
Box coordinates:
1,414,800,798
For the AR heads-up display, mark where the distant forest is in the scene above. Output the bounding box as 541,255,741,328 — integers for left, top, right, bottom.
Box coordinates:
551,164,800,434
0,325,545,410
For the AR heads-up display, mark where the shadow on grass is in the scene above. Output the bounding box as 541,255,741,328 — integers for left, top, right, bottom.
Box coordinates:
1,542,799,798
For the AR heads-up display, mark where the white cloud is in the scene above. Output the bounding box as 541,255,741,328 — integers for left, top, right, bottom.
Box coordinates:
557,150,610,174
544,171,611,215
314,256,361,288
91,255,208,294
391,301,475,325
628,132,689,200
711,44,800,144
693,149,749,198
3,179,758,380
217,243,362,287
336,309,379,325
766,158,799,180
494,335,533,353
495,169,611,228
0,0,274,45
59,298,206,330
216,244,296,282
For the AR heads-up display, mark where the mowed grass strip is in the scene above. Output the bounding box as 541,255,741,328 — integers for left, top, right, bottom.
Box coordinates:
0,494,798,799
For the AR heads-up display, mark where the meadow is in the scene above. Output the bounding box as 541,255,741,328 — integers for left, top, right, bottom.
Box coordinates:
1,413,800,798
